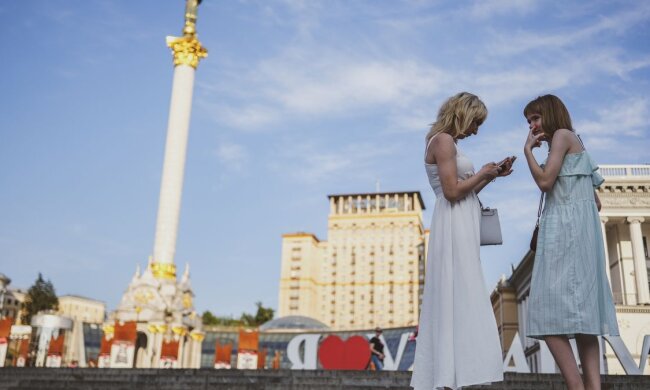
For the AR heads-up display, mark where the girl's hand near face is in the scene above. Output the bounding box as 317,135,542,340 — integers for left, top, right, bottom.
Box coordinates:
525,128,544,151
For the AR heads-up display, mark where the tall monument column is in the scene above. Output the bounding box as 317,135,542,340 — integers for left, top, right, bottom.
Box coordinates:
151,0,207,280
113,2,205,369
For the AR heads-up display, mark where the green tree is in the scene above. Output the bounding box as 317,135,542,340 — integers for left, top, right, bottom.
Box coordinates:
202,310,219,326
252,301,274,325
21,273,59,324
240,312,255,326
202,301,274,328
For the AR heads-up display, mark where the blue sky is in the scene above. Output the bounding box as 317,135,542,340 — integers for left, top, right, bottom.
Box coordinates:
1,0,649,319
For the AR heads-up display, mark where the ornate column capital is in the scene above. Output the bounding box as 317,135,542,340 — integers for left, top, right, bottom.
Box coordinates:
627,217,646,224
166,35,208,69
151,262,177,280
600,216,609,224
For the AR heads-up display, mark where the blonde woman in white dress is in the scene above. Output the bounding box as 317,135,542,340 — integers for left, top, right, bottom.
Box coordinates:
411,92,514,390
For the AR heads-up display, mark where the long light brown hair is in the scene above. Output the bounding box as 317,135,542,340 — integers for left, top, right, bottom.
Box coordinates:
523,94,574,139
425,92,487,143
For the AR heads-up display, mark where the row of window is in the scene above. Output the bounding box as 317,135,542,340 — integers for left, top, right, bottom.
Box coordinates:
4,297,22,306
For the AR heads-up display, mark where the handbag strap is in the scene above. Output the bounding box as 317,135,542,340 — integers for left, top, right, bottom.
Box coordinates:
577,133,585,150
535,192,545,227
477,197,488,211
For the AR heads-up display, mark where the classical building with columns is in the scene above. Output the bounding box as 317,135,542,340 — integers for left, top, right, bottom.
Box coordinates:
492,164,650,374
278,191,429,330
599,165,650,306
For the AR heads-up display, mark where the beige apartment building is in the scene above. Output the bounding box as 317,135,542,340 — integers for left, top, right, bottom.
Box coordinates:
58,295,105,324
0,273,27,324
278,191,428,330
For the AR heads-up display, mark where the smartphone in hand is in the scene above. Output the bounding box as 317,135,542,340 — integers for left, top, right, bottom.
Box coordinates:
498,156,517,171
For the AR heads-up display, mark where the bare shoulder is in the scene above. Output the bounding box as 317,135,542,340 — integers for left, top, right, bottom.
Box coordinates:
427,133,455,162
552,128,581,151
432,133,456,153
552,128,573,140
426,133,455,163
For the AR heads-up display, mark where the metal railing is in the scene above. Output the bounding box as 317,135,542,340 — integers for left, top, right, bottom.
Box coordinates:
599,164,650,177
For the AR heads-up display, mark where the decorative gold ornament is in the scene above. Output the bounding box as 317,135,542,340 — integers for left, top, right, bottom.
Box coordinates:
151,262,177,280
102,324,115,336
166,35,207,69
183,0,199,36
134,289,154,304
147,323,169,334
172,326,187,336
182,292,193,309
190,331,205,342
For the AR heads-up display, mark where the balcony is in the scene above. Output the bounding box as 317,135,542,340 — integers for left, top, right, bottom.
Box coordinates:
599,164,650,178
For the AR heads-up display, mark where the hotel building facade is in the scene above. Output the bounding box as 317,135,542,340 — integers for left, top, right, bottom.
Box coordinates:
278,191,429,330
492,164,650,374
58,295,105,325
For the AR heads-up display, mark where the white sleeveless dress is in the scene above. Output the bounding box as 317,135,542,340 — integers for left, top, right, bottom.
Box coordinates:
411,139,503,390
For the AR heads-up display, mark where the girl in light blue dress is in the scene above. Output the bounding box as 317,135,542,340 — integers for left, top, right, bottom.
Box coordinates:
523,95,619,390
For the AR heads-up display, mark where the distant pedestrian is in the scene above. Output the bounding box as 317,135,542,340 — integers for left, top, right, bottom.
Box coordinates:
369,327,385,371
408,325,418,342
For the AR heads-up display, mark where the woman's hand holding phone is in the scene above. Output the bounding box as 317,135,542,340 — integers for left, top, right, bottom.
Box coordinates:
496,156,516,177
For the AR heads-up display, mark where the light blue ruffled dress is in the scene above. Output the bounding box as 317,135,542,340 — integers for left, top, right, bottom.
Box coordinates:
527,151,619,339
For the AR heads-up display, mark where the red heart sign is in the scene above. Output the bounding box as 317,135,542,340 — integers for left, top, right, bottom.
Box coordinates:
318,335,371,370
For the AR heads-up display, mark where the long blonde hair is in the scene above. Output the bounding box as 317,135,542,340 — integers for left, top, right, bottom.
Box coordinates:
425,92,487,143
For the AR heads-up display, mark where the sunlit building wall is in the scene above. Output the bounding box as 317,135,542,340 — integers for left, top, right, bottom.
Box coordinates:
279,191,427,330
58,295,105,324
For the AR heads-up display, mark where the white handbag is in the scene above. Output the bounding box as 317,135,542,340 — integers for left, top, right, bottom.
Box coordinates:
479,200,503,246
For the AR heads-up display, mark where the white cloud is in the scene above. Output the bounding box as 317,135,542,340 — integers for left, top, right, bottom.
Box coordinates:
204,48,451,130
197,1,650,139
211,104,281,131
204,30,649,134
386,108,435,134
273,60,446,114
486,4,650,56
576,98,648,137
469,0,538,20
215,141,249,171
272,140,398,183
